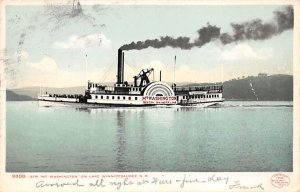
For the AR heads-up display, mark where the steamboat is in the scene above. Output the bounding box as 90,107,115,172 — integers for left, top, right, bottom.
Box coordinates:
38,49,224,107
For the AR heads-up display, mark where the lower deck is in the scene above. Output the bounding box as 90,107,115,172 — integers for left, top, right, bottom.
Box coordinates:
38,91,223,107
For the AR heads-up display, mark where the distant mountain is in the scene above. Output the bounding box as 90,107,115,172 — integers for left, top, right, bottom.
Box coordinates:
183,74,293,101
6,90,35,101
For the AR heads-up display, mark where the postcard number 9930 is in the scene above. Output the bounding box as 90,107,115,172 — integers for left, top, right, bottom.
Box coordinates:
12,174,26,178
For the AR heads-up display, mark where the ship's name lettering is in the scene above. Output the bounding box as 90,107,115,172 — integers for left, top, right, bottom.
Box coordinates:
142,96,176,100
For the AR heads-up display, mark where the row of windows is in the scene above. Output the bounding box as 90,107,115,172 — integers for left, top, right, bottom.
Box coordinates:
131,87,141,91
182,94,220,99
94,95,138,100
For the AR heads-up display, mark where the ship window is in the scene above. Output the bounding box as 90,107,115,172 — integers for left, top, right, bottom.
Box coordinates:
101,96,103,99
209,95,211,98
217,94,219,98
129,97,131,100
123,96,126,100
117,96,120,100
107,96,109,99
112,96,115,99
135,97,137,100
95,95,98,99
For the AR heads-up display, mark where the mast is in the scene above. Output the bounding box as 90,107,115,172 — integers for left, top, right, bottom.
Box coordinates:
85,54,88,89
39,81,42,95
153,69,155,81
221,62,223,85
174,55,176,85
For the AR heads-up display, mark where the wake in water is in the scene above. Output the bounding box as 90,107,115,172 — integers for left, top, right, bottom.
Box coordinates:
219,101,293,108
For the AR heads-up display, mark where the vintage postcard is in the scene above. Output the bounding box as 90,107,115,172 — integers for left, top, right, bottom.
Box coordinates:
0,0,299,191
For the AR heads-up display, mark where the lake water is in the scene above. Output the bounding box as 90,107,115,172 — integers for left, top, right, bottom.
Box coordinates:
6,101,293,172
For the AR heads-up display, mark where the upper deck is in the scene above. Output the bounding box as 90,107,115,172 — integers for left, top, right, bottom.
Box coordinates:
174,84,223,94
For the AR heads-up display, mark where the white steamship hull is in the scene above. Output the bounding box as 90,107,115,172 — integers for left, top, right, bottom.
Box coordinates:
38,49,224,107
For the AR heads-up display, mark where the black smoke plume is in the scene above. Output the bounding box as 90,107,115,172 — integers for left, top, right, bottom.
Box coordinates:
120,6,293,50
220,6,293,44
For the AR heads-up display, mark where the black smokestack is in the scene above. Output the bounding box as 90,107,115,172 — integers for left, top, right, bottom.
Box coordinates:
117,49,123,84
120,6,293,50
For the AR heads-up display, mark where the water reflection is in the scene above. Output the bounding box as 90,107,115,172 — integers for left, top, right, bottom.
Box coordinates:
137,110,146,170
115,110,126,171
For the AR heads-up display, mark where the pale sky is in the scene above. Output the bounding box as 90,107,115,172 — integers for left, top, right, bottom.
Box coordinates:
4,3,293,88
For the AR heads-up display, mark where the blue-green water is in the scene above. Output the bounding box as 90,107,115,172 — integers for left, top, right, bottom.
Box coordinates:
6,101,293,172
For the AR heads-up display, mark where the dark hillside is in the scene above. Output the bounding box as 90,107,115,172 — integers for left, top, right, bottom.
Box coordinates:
223,74,293,101
6,90,35,101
